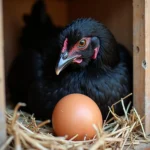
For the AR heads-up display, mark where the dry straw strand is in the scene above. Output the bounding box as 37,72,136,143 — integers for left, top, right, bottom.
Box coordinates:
2,93,150,150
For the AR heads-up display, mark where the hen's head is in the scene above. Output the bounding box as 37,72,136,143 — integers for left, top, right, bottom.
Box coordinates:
56,18,119,75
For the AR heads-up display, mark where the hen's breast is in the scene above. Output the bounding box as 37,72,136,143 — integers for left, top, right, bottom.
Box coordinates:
55,60,132,120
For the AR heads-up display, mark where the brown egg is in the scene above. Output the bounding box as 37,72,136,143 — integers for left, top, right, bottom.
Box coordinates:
52,93,103,141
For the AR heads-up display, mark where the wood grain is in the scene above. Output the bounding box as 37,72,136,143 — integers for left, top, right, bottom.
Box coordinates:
133,0,150,134
0,0,7,146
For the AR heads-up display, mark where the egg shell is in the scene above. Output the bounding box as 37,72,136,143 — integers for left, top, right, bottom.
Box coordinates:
52,93,103,141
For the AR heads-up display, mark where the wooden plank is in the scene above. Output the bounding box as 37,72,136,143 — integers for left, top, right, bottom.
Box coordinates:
0,0,7,146
144,0,150,135
133,0,150,134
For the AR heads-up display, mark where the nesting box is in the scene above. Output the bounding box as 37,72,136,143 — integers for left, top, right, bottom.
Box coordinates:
0,0,150,148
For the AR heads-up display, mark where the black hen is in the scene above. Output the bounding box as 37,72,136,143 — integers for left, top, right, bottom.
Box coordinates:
7,1,132,121
7,0,63,111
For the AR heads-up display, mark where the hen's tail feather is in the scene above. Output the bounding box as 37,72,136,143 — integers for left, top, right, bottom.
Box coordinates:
23,0,53,26
20,0,63,51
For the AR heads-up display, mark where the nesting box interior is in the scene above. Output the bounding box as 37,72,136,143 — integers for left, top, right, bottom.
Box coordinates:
3,0,133,74
1,0,150,148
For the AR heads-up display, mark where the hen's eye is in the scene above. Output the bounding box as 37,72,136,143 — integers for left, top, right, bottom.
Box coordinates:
78,39,86,47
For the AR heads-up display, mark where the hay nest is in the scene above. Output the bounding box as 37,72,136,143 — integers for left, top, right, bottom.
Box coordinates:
1,93,150,150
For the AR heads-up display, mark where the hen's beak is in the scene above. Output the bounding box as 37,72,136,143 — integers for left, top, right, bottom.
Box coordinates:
55,51,80,75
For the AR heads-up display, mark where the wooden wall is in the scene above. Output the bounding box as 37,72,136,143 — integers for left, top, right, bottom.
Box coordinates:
0,0,6,145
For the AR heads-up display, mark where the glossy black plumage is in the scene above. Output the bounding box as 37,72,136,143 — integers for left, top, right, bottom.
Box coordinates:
7,0,133,122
